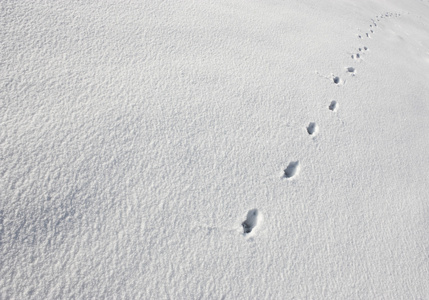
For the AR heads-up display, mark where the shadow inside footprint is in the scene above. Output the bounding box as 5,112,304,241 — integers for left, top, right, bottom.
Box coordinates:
284,161,300,179
242,209,259,234
329,100,338,112
307,122,318,135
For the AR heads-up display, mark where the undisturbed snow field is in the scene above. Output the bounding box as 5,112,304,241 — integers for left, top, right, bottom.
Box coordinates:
1,0,429,298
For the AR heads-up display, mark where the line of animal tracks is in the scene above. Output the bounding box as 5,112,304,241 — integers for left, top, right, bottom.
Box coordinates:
242,11,402,237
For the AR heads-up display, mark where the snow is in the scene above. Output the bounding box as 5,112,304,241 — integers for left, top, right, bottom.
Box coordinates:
1,0,429,298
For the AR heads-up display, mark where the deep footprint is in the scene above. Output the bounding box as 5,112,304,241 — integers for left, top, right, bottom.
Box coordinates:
307,122,319,135
329,100,338,112
284,161,300,179
242,209,260,234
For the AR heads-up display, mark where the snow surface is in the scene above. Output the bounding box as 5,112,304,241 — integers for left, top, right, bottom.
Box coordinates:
2,0,429,298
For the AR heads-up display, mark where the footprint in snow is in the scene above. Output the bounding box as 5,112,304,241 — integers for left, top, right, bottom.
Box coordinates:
332,76,344,85
307,122,319,136
356,47,368,55
242,209,260,235
329,100,338,112
346,67,356,75
283,161,300,179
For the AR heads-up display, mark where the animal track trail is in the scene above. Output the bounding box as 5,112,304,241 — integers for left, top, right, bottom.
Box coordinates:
376,12,401,22
242,209,260,235
353,12,401,62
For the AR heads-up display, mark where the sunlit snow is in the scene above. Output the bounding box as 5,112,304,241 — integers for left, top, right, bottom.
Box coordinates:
1,0,429,298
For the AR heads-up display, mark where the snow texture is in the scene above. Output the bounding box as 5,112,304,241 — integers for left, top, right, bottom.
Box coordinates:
1,0,429,298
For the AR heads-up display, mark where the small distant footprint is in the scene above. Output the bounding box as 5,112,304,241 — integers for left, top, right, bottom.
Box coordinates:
332,76,344,85
307,122,319,136
329,100,338,112
242,209,260,235
351,53,361,60
283,161,300,179
346,67,356,75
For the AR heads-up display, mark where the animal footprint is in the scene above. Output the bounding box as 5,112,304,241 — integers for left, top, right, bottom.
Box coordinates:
332,76,344,85
346,67,356,75
307,122,319,136
351,53,361,60
242,209,260,235
329,100,338,112
283,161,300,179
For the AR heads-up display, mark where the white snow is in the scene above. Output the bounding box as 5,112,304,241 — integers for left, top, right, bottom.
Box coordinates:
1,0,429,298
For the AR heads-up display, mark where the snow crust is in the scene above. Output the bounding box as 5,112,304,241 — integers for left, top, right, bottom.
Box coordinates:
1,0,429,298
